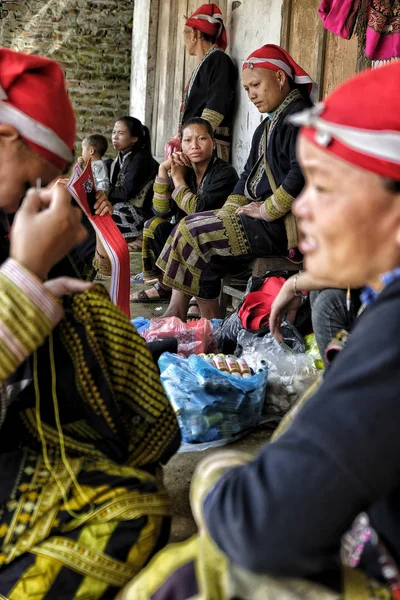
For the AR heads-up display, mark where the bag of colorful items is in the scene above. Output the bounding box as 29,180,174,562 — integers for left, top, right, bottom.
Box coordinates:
142,316,216,357
159,352,268,449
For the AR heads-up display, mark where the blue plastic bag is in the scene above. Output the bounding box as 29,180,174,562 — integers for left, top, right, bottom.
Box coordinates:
159,353,268,445
131,316,150,335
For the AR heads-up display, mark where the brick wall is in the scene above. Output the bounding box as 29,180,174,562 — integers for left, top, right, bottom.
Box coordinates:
0,0,133,157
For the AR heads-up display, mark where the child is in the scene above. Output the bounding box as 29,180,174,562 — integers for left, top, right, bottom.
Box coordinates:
79,134,110,195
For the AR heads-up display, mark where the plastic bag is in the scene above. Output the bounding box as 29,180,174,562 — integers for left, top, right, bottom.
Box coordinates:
131,316,150,335
142,316,216,357
214,272,310,354
237,330,318,417
235,320,305,356
164,135,181,159
159,353,268,445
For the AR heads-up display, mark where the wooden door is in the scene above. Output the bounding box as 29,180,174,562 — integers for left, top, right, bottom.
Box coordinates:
281,0,359,100
152,0,227,158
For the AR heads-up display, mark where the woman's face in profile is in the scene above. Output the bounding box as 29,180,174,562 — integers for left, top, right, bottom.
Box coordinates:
183,26,197,55
111,121,137,153
0,126,61,214
295,135,400,290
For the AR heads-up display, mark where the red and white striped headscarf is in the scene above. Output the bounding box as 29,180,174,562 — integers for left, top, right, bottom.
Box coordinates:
291,62,400,181
0,49,75,170
243,44,317,101
186,3,227,51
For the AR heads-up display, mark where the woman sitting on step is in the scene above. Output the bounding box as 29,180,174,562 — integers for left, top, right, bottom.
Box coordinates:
109,116,159,248
130,117,238,310
157,44,315,322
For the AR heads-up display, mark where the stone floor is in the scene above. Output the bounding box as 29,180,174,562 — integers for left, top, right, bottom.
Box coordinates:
96,251,272,543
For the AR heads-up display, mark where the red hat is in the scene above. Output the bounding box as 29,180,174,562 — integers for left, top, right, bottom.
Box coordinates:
0,49,75,170
291,62,400,181
243,44,317,101
186,4,227,51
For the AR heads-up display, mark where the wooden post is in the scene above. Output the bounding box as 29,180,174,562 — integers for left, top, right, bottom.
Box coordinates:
280,0,291,50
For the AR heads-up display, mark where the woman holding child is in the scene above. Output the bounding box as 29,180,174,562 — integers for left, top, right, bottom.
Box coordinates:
109,116,159,244
131,117,238,304
159,44,315,321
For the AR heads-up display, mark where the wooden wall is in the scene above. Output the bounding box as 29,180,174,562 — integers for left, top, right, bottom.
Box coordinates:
151,0,227,157
281,0,360,101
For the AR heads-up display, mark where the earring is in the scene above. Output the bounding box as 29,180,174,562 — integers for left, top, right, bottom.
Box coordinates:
280,85,284,94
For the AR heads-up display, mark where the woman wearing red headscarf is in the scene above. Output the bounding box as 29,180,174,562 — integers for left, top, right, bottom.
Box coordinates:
158,44,315,322
120,61,400,600
0,49,179,599
178,3,237,161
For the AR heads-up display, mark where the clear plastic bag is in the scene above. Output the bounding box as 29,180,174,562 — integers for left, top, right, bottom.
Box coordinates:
142,316,216,357
237,330,318,417
159,353,268,446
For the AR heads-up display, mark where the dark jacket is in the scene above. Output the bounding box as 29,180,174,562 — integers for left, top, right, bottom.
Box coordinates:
183,49,237,130
233,96,312,201
108,148,159,206
153,157,238,220
205,276,400,589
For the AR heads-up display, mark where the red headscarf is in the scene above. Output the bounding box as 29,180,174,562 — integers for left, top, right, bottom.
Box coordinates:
291,62,400,181
243,44,317,101
186,3,227,51
0,49,75,170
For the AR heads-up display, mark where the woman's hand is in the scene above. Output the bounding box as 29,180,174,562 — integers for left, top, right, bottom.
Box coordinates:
171,151,192,168
170,155,187,186
235,201,264,219
94,191,112,216
10,186,87,281
45,277,93,297
159,158,172,179
269,276,303,342
51,176,70,189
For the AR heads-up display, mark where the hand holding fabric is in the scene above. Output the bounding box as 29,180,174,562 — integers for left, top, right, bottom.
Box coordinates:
44,277,93,297
93,191,112,216
10,185,87,280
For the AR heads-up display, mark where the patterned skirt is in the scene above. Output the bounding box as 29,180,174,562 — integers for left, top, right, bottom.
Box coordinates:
0,285,180,599
0,451,172,600
142,217,174,278
112,203,145,243
156,210,287,299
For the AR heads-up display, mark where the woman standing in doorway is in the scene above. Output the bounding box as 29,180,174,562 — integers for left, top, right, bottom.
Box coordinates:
178,3,237,161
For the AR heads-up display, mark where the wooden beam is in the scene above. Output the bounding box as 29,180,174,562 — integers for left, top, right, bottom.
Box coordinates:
315,20,327,101
280,0,292,50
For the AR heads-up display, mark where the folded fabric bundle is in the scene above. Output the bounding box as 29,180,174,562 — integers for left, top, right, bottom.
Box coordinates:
318,0,361,39
238,276,285,331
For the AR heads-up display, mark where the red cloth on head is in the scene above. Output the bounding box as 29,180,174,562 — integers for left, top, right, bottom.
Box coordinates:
243,44,316,99
0,49,75,169
186,3,227,50
298,62,400,181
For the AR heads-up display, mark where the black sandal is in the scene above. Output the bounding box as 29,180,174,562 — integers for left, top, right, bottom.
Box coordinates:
187,298,201,321
130,282,171,303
